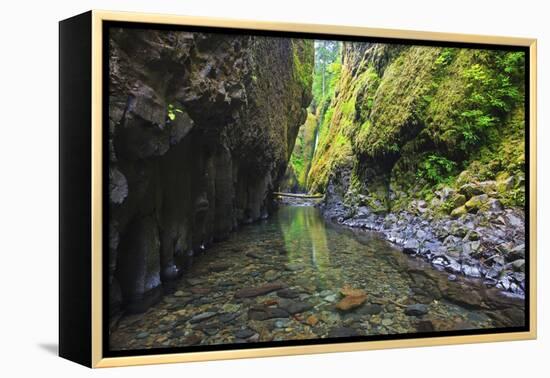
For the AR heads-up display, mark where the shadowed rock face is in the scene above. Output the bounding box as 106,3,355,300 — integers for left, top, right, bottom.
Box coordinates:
108,28,313,314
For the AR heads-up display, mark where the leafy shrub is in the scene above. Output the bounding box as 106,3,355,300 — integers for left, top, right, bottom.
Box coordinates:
417,154,457,184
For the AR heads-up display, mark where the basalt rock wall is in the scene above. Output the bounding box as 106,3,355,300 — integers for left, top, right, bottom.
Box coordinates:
108,28,313,314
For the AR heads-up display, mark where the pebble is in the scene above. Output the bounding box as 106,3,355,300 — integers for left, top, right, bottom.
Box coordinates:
190,312,217,323
234,328,255,339
135,332,149,339
405,304,429,316
327,327,360,338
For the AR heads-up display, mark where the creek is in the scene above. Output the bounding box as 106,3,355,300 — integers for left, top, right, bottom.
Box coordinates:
110,205,524,350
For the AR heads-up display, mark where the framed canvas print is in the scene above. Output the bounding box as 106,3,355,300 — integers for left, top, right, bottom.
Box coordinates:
59,10,537,368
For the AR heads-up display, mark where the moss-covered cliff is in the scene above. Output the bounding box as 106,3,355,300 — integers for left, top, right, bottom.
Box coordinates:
108,29,313,313
280,112,318,192
309,43,525,215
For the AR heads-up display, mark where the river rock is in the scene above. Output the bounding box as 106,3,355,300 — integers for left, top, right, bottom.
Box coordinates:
340,285,366,297
356,303,383,315
234,328,255,339
403,239,420,253
235,281,288,298
285,263,305,272
248,306,290,321
189,311,217,323
405,304,429,316
277,288,300,299
327,327,360,338
209,262,232,272
278,299,313,314
511,259,525,272
306,315,319,326
335,294,368,312
264,270,280,281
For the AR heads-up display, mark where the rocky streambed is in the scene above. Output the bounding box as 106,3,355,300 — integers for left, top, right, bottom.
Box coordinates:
322,183,526,297
109,205,524,351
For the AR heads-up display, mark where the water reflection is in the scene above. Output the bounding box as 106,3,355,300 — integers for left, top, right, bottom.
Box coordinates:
279,206,337,288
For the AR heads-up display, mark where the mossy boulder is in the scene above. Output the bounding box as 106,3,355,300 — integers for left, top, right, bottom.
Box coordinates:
464,194,490,213
496,175,515,194
459,183,484,198
450,205,468,218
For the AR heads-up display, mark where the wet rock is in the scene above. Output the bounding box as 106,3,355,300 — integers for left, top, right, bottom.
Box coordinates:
443,285,485,309
278,299,313,314
218,312,240,323
327,327,360,338
306,315,319,326
405,304,429,316
234,328,255,339
459,183,484,198
277,288,300,299
507,213,523,227
189,311,217,323
462,265,482,278
136,332,150,339
451,206,468,218
222,303,240,312
181,334,202,346
245,251,263,259
285,263,305,272
274,319,291,328
403,239,420,253
336,294,368,312
356,304,383,315
465,194,489,213
415,320,435,332
511,259,525,272
264,270,280,281
203,327,220,336
187,278,206,286
340,286,367,297
235,281,287,298
507,244,525,261
209,262,232,272
248,306,289,321
190,287,211,295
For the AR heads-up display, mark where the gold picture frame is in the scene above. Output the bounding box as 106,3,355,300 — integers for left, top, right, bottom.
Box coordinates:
59,9,537,368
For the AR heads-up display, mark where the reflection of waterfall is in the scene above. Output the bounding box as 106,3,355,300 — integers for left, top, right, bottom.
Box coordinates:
278,206,336,285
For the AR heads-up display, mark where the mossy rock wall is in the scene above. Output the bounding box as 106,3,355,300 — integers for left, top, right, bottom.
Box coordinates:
308,42,525,215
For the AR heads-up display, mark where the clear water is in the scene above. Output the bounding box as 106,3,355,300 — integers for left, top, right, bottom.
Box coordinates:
110,205,525,351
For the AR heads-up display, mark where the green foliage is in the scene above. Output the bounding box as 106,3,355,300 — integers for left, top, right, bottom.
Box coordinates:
283,113,319,192
167,103,183,121
312,41,342,110
304,42,526,212
453,51,524,152
417,154,457,184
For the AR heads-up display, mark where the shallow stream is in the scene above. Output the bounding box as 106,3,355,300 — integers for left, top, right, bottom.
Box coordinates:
110,205,524,350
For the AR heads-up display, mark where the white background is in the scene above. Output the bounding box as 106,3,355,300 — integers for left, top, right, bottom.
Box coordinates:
0,0,547,376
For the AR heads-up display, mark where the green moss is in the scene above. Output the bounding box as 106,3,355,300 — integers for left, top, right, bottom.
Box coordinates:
282,112,319,192
292,39,315,93
304,42,525,213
